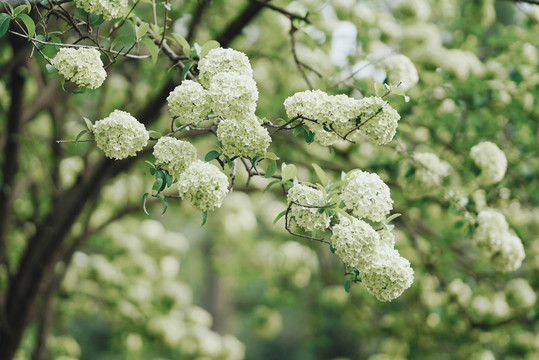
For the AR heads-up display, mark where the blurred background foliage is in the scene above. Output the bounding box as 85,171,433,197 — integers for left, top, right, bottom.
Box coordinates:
0,0,538,359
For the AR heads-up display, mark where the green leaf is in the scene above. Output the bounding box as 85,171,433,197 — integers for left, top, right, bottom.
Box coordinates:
145,160,156,169
0,14,10,39
148,130,162,139
25,0,32,13
303,129,315,144
344,279,351,293
45,64,56,74
199,40,220,58
391,87,405,97
170,33,191,55
152,177,164,192
83,117,94,132
111,34,134,50
164,170,173,187
292,126,303,137
136,22,149,39
175,118,181,128
281,164,297,182
140,37,158,63
385,213,402,224
142,193,150,215
374,82,386,97
73,87,86,94
157,193,168,214
181,61,193,81
75,130,88,143
264,151,280,161
201,210,208,227
13,5,28,16
17,13,35,40
205,150,220,162
251,155,261,174
273,209,287,225
264,179,280,192
312,163,328,187
265,160,276,178
329,239,336,254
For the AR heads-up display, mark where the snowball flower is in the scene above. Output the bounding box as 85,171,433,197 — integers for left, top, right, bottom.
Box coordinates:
283,90,361,145
505,278,536,309
490,233,525,273
413,152,451,187
361,246,414,302
53,47,107,89
197,47,253,88
217,115,271,158
74,0,127,20
209,72,258,119
167,80,211,122
382,54,419,91
331,217,380,271
178,160,229,211
474,209,525,273
284,89,330,120
152,137,197,180
341,170,393,222
356,96,401,145
287,184,331,232
470,141,507,185
93,110,149,160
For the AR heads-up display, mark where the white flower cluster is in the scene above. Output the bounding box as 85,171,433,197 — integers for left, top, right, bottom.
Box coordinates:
382,54,419,91
287,184,331,232
473,209,525,272
208,72,258,119
74,0,127,20
361,245,414,302
413,152,451,187
283,90,362,146
167,81,211,122
152,137,197,180
197,47,253,88
178,161,229,212
356,96,401,145
341,170,393,222
93,110,149,160
470,141,507,185
331,217,381,271
53,48,107,89
331,217,414,301
216,115,271,158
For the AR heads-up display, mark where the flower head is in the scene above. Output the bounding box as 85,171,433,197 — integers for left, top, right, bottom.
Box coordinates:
217,115,271,158
209,72,258,119
356,97,400,145
167,81,211,122
178,160,229,211
197,48,253,88
361,246,414,302
93,110,149,160
331,217,380,271
287,184,331,232
382,54,419,91
74,0,128,20
152,137,197,180
413,152,451,187
474,209,525,273
470,141,507,185
53,47,107,89
341,170,393,222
